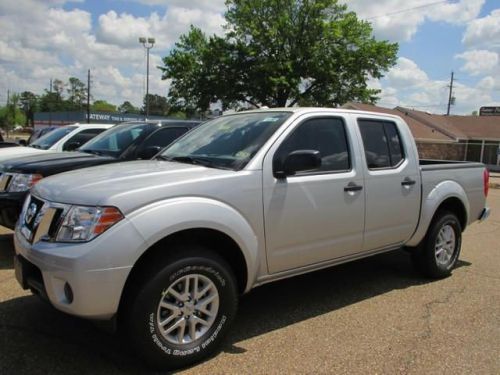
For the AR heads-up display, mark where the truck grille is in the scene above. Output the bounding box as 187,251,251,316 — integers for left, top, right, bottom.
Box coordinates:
19,195,66,243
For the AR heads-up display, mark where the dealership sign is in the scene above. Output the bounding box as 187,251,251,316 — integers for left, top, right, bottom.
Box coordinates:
479,106,500,116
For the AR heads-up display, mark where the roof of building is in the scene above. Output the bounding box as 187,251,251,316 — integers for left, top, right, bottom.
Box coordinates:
395,107,500,141
342,102,455,142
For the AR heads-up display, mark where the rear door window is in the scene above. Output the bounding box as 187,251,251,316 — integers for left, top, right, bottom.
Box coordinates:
62,128,107,151
358,119,404,169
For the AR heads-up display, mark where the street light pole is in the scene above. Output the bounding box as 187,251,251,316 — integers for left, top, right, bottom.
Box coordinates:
139,37,155,120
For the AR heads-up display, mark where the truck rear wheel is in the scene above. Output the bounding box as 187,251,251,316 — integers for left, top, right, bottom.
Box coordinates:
122,247,238,370
411,210,462,278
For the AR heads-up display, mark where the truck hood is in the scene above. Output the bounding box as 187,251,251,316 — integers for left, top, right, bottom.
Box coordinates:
0,152,116,175
33,160,240,213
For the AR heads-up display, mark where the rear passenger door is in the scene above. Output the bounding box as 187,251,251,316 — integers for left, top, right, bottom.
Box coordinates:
263,115,365,274
357,117,421,251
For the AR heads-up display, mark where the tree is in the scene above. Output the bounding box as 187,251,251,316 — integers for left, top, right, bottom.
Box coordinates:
143,94,170,116
0,93,26,134
118,101,140,114
38,90,65,112
66,77,87,110
161,0,398,111
19,91,38,127
92,100,117,112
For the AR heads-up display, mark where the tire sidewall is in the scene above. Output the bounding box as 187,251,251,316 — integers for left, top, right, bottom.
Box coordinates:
128,254,237,369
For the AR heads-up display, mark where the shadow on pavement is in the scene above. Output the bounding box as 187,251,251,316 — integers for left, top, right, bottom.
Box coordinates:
0,234,14,270
0,250,471,374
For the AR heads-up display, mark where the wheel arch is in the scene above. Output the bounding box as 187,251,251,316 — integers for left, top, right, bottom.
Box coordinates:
406,180,469,247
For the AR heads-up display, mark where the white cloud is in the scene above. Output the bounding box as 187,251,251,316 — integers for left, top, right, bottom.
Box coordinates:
462,9,500,51
96,7,225,49
344,0,484,42
129,0,226,13
0,1,223,108
373,56,496,114
385,57,428,88
456,50,499,76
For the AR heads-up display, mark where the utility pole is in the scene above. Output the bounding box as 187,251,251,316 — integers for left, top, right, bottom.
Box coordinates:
87,69,91,123
446,71,454,116
6,89,9,106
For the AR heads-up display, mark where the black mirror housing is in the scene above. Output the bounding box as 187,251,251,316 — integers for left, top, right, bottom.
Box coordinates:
274,150,321,178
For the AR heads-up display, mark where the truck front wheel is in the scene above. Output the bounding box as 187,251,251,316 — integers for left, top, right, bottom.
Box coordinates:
411,210,462,278
123,247,238,370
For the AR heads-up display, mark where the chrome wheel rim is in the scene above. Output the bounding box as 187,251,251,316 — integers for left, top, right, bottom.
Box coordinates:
156,274,219,345
435,224,456,266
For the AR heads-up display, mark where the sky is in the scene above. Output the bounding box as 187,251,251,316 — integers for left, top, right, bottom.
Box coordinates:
0,0,498,115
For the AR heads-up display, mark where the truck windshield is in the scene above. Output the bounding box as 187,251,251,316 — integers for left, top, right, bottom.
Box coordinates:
30,126,77,150
159,112,291,170
79,122,155,157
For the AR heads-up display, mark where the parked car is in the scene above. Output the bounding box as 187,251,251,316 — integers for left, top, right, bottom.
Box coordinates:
0,124,113,163
13,108,490,369
0,120,200,229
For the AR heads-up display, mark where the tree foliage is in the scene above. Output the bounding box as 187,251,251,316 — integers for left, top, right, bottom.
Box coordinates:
20,91,38,126
143,94,170,116
118,101,140,114
92,100,117,112
67,77,88,110
0,93,27,133
161,0,398,111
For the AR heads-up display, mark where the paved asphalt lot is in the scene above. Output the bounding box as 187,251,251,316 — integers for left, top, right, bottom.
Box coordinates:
0,191,499,374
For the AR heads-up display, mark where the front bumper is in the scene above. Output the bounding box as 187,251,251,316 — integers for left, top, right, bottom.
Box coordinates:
0,192,27,229
13,219,144,320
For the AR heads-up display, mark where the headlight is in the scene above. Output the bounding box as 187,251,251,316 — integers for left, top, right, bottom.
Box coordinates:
8,173,43,192
56,205,124,242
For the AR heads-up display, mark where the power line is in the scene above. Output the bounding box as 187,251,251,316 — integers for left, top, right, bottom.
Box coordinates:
366,0,448,20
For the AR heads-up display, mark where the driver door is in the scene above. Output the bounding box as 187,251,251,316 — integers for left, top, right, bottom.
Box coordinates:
262,114,365,274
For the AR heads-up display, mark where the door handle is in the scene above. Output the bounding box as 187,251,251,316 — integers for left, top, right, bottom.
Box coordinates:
344,183,363,192
401,178,416,186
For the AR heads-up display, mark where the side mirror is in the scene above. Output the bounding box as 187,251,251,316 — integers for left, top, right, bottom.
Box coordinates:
274,150,321,178
64,141,82,151
138,146,161,159
18,139,27,146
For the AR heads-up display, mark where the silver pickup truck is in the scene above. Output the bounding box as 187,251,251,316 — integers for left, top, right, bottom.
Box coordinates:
13,108,490,369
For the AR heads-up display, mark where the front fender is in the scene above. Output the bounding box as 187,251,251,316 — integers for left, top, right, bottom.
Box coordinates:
127,197,260,292
406,180,469,247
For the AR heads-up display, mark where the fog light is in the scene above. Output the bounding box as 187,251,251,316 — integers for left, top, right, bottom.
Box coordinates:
64,282,74,304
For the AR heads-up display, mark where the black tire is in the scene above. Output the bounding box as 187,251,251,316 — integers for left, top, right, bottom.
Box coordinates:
122,246,238,370
411,210,462,279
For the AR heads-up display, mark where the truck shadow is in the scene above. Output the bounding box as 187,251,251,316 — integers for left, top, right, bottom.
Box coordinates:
0,234,14,270
0,249,471,374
